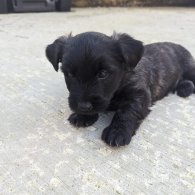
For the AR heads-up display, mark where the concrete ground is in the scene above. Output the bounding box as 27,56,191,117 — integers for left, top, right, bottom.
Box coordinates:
0,7,195,195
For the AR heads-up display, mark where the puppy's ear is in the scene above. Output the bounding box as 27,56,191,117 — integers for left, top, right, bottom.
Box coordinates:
46,35,70,72
112,32,144,70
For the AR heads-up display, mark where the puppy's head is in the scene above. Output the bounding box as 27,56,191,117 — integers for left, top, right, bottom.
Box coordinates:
46,32,143,115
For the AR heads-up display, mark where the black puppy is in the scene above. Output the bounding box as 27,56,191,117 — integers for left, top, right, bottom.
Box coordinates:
46,32,195,147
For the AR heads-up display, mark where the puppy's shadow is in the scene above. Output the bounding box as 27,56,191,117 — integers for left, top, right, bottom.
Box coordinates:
85,112,114,140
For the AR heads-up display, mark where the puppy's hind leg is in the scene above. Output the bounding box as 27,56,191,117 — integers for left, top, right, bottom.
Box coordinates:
176,80,195,98
177,51,195,97
182,55,195,95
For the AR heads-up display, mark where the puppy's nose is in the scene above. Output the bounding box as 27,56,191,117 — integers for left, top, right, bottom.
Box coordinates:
78,102,93,112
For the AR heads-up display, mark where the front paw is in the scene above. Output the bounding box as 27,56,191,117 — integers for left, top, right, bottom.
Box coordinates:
68,113,98,127
101,125,133,147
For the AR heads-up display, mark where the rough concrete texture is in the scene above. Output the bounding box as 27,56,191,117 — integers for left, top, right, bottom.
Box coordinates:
0,8,195,195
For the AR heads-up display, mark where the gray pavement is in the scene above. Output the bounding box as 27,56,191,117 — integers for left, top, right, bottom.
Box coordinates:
0,8,195,195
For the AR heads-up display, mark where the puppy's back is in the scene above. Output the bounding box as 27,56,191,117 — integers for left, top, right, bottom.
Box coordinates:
135,42,195,101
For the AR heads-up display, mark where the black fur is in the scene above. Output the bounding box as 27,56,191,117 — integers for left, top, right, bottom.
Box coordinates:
176,80,194,97
68,113,99,127
46,32,195,147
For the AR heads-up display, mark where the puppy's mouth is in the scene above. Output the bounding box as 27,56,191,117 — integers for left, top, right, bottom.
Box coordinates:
75,104,108,115
76,110,99,115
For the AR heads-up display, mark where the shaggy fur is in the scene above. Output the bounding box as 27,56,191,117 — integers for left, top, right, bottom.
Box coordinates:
46,32,195,147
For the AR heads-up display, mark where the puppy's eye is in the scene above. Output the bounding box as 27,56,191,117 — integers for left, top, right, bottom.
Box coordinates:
97,70,108,79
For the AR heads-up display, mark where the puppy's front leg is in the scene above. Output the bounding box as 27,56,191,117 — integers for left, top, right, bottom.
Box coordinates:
102,90,150,147
68,113,99,127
